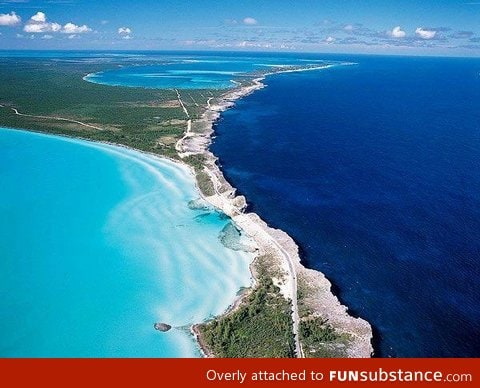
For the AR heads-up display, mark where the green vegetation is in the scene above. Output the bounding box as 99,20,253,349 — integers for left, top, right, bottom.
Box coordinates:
0,58,222,160
297,277,349,357
198,255,295,358
182,154,215,196
199,251,350,358
297,277,314,318
299,317,347,358
195,170,216,197
182,153,207,170
300,317,337,342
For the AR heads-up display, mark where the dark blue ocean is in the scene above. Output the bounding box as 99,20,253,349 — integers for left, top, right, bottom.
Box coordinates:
212,55,480,357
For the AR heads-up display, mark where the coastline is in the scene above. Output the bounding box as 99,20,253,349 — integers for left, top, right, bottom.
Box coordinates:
179,66,374,358
3,53,480,358
1,63,373,358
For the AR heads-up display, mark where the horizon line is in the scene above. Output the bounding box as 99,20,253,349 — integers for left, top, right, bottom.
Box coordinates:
0,48,479,59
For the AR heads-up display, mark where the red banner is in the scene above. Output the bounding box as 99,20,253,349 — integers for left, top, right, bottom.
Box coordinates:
0,358,477,387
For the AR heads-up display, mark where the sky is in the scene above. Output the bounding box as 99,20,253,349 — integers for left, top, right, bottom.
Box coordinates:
0,0,480,56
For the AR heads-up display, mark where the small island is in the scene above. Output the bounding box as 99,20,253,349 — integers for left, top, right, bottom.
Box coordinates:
154,323,172,332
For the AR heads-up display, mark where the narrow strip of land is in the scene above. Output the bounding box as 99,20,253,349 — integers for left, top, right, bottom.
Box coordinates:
203,165,303,357
176,87,304,357
269,236,304,358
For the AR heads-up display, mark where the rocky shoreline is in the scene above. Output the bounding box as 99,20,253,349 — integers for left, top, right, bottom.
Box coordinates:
178,66,374,358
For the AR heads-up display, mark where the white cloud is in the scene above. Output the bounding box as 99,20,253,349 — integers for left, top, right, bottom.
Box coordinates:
31,12,46,23
24,24,43,33
100,20,109,25
24,12,91,34
415,27,436,39
118,27,132,35
389,26,406,38
325,36,335,43
243,17,257,25
62,22,91,34
68,34,78,39
24,21,61,33
118,27,132,39
182,38,294,50
344,24,354,31
0,11,21,26
41,34,53,39
237,40,272,48
182,39,217,46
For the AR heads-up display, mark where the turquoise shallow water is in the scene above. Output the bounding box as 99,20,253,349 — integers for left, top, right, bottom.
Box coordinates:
83,57,260,89
0,127,253,357
83,55,332,89
84,65,240,89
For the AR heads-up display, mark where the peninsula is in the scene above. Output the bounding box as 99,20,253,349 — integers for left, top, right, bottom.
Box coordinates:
177,67,373,358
